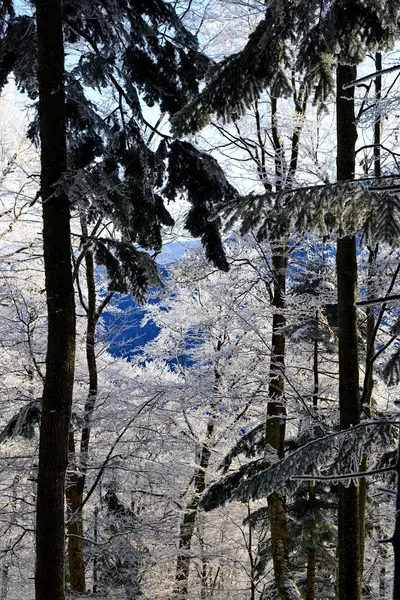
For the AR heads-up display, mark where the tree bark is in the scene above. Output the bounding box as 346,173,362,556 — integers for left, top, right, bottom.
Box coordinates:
35,1,76,599
267,250,296,600
173,408,214,598
336,62,361,600
66,217,113,591
266,96,302,600
66,217,97,593
66,433,85,592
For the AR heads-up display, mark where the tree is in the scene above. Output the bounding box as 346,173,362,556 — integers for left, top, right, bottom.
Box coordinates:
35,1,76,599
172,3,400,599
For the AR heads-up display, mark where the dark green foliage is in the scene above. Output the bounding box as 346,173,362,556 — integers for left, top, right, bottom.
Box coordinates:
0,398,41,442
165,140,238,270
0,15,37,98
202,421,394,510
373,193,400,246
172,12,293,133
214,179,400,249
220,422,265,473
62,0,210,115
94,239,161,301
2,0,224,300
201,457,269,511
382,345,400,387
172,0,400,136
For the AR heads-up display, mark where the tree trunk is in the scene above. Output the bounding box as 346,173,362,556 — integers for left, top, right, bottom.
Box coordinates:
312,332,319,411
66,217,113,592
35,1,76,599
360,52,381,573
267,96,302,600
173,417,214,599
305,546,316,600
66,432,85,592
392,427,400,600
336,62,361,600
305,330,319,600
267,248,301,600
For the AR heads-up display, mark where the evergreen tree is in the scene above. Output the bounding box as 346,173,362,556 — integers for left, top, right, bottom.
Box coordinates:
171,3,400,600
34,1,75,599
0,0,237,595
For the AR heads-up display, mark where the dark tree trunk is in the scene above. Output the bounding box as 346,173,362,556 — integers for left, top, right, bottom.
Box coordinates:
66,217,113,591
66,433,85,592
305,546,316,600
267,97,302,600
336,62,361,600
66,217,97,593
312,334,319,410
267,246,302,600
35,1,76,599
360,52,381,572
392,428,400,600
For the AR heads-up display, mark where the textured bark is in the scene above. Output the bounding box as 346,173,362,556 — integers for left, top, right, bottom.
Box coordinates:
66,432,85,592
312,335,319,410
305,546,316,600
35,1,76,598
267,97,302,600
66,217,113,592
66,218,97,593
336,62,361,600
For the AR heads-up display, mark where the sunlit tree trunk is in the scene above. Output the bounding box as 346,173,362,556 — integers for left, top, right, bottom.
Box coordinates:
173,362,220,599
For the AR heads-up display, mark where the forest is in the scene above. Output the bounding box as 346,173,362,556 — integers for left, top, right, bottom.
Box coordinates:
1,0,400,599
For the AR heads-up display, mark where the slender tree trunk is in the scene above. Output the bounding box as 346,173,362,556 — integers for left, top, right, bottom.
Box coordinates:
336,62,361,600
66,217,113,591
393,428,400,600
266,96,302,600
312,325,319,411
267,245,303,599
360,53,381,572
35,1,76,599
93,505,99,593
66,432,85,592
305,544,316,600
66,217,97,593
173,417,214,599
173,347,224,599
306,347,319,600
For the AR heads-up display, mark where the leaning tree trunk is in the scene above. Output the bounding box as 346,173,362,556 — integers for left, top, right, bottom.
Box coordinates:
173,361,221,599
35,1,76,599
173,423,213,599
336,62,361,600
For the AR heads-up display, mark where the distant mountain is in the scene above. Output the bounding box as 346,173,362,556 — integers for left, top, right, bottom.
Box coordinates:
101,240,200,360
